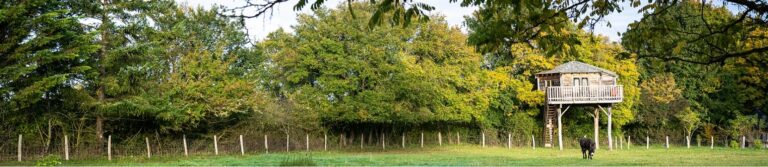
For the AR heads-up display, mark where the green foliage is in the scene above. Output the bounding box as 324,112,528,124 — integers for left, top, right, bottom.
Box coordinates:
0,0,98,110
728,114,758,138
624,1,767,140
466,2,640,136
280,154,317,166
261,3,487,129
35,155,62,166
730,140,739,148
754,140,763,149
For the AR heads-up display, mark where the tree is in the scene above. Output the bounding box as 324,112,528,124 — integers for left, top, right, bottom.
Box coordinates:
625,1,767,138
260,3,488,132
676,106,701,146
0,0,99,152
0,0,98,111
637,73,687,136
228,0,768,63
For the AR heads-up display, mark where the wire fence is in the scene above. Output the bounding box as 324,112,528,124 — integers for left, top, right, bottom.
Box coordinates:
1,131,766,162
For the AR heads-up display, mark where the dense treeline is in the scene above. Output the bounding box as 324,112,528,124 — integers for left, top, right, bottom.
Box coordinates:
0,0,765,151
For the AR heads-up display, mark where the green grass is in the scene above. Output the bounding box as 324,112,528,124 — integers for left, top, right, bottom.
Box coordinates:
3,145,767,166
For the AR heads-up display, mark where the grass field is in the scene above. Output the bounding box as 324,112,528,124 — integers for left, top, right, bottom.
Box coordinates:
3,145,767,166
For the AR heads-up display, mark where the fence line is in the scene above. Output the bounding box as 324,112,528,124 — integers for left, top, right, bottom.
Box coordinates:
0,132,765,162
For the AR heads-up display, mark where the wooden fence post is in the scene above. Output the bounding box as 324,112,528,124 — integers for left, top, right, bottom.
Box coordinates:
324,133,328,151
646,136,649,149
146,137,151,159
686,136,690,148
64,135,69,161
183,135,188,157
264,135,269,154
401,133,405,148
742,136,746,149
381,133,386,150
360,133,364,149
108,135,112,161
665,136,669,149
214,135,219,155
508,133,511,149
620,137,623,149
438,132,442,146
240,135,245,155
420,132,424,148
17,134,22,162
286,134,290,152
482,133,486,148
628,136,631,149
531,135,536,149
457,132,461,145
306,134,310,152
710,136,714,149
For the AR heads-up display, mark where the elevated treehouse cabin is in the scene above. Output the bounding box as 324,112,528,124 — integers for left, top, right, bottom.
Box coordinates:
535,61,623,150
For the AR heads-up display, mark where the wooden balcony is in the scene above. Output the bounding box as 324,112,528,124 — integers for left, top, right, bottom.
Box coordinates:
545,85,623,104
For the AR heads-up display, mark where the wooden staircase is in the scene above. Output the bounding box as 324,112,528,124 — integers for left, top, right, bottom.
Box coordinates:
543,104,557,147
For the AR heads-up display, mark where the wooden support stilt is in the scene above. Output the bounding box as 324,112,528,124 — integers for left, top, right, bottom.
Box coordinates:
594,108,600,150
607,107,613,151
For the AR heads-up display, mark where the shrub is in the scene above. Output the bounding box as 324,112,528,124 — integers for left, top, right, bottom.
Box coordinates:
729,140,739,148
35,155,62,166
753,140,763,149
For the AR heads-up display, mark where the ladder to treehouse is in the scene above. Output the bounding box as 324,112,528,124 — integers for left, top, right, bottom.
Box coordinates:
543,104,557,147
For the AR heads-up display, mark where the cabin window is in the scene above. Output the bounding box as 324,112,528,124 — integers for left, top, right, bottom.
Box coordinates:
574,77,588,87
573,78,579,87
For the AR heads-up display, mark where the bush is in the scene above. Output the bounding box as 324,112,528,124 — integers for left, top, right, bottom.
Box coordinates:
729,140,739,148
35,155,62,166
753,140,763,149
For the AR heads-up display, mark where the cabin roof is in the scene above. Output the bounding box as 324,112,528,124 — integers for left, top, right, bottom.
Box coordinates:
536,61,618,76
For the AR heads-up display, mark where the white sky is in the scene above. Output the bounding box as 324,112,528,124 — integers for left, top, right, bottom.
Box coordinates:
177,0,642,42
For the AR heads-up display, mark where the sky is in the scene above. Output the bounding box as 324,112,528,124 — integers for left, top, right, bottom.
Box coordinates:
177,0,643,42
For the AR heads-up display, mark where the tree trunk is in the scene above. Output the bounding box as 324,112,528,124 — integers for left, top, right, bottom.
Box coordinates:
95,0,110,147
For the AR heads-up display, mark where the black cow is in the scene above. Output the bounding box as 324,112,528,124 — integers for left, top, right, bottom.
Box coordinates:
579,137,596,160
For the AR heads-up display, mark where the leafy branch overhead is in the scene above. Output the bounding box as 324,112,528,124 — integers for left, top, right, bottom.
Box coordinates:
225,0,768,63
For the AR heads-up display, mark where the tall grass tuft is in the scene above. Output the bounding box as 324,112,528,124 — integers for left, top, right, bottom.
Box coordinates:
279,154,317,166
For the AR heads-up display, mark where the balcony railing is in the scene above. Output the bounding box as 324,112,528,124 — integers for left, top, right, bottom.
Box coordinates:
546,85,623,104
